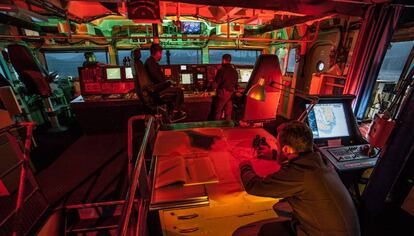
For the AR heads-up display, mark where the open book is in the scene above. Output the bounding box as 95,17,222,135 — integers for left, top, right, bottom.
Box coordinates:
155,154,218,189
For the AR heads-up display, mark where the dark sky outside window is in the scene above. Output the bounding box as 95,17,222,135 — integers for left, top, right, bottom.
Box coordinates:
117,49,150,65
286,48,296,73
160,49,201,65
118,49,200,65
45,51,108,77
209,49,261,65
377,41,414,82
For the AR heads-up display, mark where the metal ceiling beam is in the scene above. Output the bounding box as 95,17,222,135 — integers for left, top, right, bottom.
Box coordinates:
0,12,42,31
78,0,119,1
218,7,242,21
163,0,366,16
244,13,334,36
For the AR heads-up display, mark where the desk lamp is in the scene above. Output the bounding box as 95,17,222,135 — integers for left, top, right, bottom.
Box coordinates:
247,77,319,122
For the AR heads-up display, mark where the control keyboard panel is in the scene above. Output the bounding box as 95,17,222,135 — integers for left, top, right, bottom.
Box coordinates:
328,145,370,162
318,144,378,171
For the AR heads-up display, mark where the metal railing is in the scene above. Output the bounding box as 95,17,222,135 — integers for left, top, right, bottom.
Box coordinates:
118,115,156,236
0,122,49,236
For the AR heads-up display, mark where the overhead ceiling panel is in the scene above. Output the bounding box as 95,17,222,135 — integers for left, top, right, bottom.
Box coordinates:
164,0,368,16
67,1,114,19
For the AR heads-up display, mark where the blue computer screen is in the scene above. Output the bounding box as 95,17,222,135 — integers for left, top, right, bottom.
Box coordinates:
307,103,350,139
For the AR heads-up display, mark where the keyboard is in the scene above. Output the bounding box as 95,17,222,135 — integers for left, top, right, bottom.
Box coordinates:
327,145,371,162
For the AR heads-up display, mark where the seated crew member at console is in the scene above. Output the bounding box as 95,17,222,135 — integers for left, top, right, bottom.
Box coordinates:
213,54,239,121
83,52,108,68
239,121,360,236
145,44,186,120
83,52,102,67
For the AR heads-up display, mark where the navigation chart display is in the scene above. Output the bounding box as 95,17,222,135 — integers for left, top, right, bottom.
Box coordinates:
307,103,350,139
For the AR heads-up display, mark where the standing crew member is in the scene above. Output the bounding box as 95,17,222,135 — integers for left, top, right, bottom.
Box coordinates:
213,54,239,121
239,121,360,236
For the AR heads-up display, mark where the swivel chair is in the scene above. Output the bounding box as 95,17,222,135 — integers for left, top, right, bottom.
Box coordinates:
131,48,170,119
7,44,67,131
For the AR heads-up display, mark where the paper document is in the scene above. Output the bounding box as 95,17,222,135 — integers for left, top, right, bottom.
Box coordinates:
155,154,218,189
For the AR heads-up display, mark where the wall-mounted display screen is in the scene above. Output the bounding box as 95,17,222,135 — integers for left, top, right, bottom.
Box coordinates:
181,22,201,34
125,67,133,79
106,68,121,80
197,74,204,79
180,65,187,70
180,73,193,84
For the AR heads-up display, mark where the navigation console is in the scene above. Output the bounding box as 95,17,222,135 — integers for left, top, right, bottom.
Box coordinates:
305,95,378,171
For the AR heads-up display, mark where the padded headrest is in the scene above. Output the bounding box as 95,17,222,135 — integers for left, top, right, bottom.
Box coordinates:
7,44,40,74
132,48,142,61
244,54,283,94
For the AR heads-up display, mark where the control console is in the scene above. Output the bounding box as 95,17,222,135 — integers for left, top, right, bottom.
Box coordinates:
328,144,373,162
318,145,378,171
304,96,379,172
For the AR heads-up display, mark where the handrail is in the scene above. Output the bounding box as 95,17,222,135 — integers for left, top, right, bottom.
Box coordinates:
118,115,155,236
7,122,36,236
127,115,147,181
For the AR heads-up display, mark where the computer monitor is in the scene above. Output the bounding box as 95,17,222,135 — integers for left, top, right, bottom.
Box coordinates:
180,73,193,85
306,103,350,139
238,68,253,83
106,68,121,80
125,67,133,79
181,22,201,34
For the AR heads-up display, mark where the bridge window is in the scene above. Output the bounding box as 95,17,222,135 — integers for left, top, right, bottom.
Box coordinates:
209,49,261,65
117,49,150,65
377,41,414,82
275,48,287,73
286,48,297,73
0,63,6,79
44,51,109,78
160,49,202,65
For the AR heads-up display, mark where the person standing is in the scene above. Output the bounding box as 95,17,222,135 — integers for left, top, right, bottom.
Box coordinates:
213,54,239,121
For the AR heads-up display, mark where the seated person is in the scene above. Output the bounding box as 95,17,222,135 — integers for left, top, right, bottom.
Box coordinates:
239,121,360,236
213,54,239,121
83,52,104,67
144,43,186,121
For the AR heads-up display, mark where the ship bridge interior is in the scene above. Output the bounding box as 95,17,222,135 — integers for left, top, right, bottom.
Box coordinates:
0,0,414,236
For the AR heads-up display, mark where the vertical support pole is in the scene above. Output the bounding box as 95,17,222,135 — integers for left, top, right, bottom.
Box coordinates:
152,23,159,44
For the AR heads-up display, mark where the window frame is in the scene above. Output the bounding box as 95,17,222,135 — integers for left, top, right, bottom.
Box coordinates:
42,49,109,77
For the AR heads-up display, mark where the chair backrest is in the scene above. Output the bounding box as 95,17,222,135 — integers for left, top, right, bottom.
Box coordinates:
7,44,51,97
132,48,155,105
242,54,283,121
